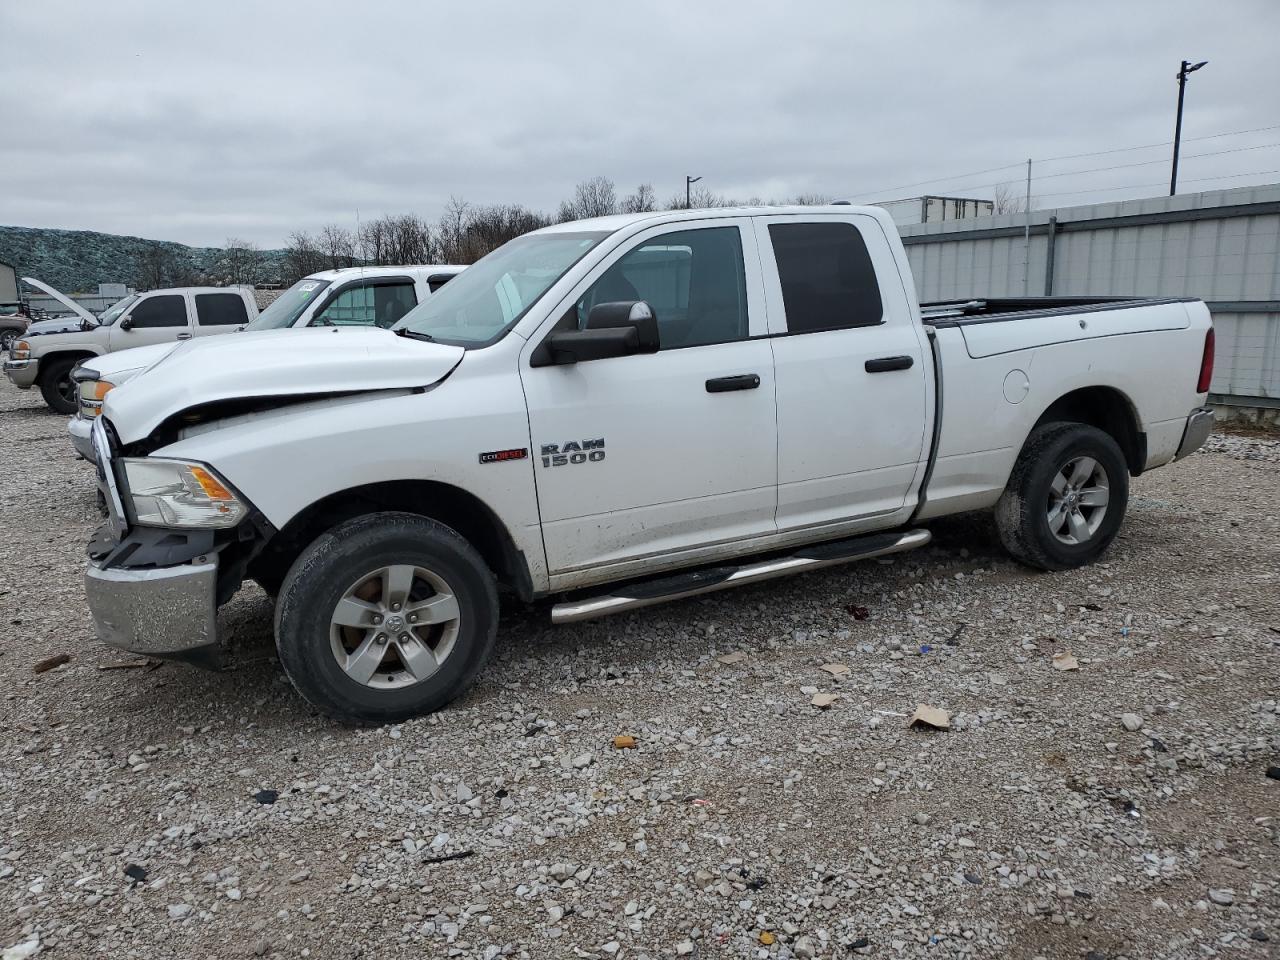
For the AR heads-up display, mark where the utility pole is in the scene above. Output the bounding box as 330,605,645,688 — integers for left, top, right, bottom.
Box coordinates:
685,175,702,209
1022,158,1032,293
1170,59,1208,196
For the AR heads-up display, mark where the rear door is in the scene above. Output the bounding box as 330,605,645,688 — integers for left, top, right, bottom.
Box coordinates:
754,214,929,532
192,291,251,338
110,293,192,349
521,219,778,580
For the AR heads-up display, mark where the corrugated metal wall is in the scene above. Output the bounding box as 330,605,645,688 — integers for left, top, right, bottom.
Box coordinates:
897,184,1280,405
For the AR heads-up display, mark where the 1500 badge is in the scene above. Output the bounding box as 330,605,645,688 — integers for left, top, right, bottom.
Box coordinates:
541,438,605,467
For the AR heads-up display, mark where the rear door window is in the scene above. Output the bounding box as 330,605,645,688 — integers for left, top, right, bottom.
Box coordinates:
194,293,249,327
128,294,188,328
768,222,883,333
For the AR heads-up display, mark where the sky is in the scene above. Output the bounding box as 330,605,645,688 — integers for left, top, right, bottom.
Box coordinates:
2,0,1279,248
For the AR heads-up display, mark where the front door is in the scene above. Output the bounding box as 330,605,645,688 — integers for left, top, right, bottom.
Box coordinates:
521,220,778,582
110,293,193,349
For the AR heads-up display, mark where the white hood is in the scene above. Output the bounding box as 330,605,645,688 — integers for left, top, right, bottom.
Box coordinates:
103,327,465,444
22,277,98,324
78,342,178,382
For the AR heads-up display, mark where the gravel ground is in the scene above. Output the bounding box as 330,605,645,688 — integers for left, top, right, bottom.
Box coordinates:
1,384,1278,960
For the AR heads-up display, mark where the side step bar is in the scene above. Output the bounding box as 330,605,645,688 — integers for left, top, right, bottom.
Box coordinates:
550,528,931,625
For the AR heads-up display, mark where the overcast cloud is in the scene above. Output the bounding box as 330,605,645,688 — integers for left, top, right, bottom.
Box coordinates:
2,0,1278,247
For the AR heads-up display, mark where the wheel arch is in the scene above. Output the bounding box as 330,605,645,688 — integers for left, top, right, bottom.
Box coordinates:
250,479,535,601
1030,385,1145,476
38,348,99,370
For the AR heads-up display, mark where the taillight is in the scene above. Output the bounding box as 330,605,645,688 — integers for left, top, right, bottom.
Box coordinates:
1196,327,1215,394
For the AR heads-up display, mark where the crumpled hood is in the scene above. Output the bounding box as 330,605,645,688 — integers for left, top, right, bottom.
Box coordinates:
103,327,465,444
23,316,87,337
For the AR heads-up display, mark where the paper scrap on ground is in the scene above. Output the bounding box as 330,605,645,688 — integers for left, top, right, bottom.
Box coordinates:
1052,651,1080,671
810,693,839,709
820,663,850,677
612,735,637,749
717,651,747,665
908,704,951,730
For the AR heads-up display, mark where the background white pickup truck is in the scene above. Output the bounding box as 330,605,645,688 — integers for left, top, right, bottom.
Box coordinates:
4,279,259,413
66,264,465,460
82,205,1215,723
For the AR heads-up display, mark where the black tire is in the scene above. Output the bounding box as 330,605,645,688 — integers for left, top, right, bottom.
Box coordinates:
0,330,16,353
275,512,498,723
994,421,1129,571
38,356,80,414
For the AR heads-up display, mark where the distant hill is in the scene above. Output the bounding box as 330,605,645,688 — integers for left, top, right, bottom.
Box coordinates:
0,224,287,293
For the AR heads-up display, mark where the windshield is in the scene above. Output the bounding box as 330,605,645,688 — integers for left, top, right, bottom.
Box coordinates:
394,231,608,346
244,277,331,331
96,294,138,326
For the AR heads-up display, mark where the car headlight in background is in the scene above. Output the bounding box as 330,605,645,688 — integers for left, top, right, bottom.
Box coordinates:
78,379,115,417
121,458,248,528
10,340,30,360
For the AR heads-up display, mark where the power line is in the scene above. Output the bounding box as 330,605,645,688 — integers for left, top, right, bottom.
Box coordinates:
1029,141,1280,184
1034,168,1280,201
845,121,1280,200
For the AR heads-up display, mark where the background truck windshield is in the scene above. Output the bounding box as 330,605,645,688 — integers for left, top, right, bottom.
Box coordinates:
394,231,607,346
245,277,331,331
96,294,138,326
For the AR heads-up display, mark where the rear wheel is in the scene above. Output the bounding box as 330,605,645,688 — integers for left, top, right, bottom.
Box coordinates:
38,356,80,414
275,512,498,723
995,422,1129,571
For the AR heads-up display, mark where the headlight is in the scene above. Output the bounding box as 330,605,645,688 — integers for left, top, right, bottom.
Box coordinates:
78,379,115,418
121,458,248,529
10,339,30,360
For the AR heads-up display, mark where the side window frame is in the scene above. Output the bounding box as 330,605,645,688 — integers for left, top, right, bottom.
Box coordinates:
527,218,767,362
308,276,418,328
752,214,899,337
194,292,250,327
126,293,189,329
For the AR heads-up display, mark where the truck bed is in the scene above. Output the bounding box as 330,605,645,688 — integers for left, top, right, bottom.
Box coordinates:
921,295,1198,326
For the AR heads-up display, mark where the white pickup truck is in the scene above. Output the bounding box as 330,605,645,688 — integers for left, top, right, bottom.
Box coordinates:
4,280,259,413
83,206,1215,723
66,265,465,461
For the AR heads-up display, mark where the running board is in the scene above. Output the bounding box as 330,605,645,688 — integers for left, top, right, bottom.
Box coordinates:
550,528,931,625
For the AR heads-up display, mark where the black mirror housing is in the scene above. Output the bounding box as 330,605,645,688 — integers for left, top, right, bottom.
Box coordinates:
119,316,133,331
530,300,661,367
585,301,659,352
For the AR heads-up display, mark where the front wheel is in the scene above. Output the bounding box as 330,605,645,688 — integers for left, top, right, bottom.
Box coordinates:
38,356,80,414
995,422,1129,571
275,512,499,723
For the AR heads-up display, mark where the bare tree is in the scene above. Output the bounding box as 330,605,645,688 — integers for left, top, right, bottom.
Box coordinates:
620,183,657,214
134,245,174,290
318,224,357,269
992,182,1032,215
223,237,262,285
282,231,326,285
559,176,618,222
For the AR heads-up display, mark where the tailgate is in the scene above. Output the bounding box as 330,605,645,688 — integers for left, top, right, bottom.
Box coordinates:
959,301,1192,359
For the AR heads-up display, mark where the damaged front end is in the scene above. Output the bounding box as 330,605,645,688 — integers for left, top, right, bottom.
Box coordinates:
83,417,275,668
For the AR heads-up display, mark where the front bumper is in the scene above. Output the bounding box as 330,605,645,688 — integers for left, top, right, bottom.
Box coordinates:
3,358,38,389
1175,407,1215,460
86,555,220,664
68,415,96,462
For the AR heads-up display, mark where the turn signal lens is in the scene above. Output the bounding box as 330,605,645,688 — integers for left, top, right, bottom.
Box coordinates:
11,340,30,360
188,465,237,502
81,380,115,402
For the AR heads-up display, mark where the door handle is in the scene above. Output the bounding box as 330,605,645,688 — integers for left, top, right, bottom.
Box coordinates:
706,374,761,393
864,355,913,373
177,333,192,340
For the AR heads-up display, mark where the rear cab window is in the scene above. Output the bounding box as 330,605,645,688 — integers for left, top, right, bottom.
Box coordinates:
768,221,883,333
194,292,249,326
312,281,418,328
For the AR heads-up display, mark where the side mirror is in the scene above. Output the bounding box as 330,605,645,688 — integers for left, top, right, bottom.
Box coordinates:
119,316,133,331
532,301,660,367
